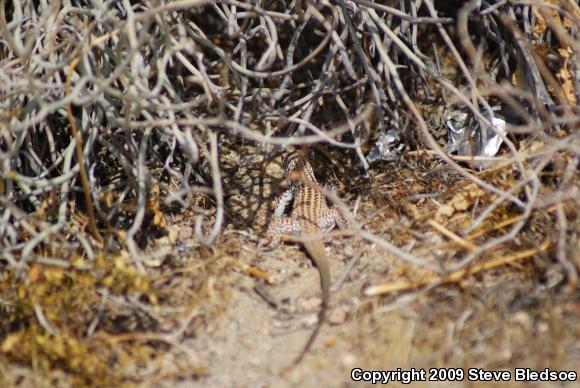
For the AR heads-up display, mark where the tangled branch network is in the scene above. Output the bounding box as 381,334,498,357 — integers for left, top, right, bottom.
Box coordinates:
0,1,578,278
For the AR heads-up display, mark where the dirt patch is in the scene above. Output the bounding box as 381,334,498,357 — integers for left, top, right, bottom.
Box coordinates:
166,155,580,387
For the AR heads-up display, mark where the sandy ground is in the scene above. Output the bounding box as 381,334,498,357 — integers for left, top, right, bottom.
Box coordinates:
2,154,578,388
170,229,580,388
164,153,580,387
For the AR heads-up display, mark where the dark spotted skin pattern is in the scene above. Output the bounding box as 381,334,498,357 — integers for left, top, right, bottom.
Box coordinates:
262,152,349,371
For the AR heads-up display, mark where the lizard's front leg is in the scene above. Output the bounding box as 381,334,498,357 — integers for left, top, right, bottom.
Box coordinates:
272,187,296,219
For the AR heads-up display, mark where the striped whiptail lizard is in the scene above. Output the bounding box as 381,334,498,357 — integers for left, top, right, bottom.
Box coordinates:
261,151,350,371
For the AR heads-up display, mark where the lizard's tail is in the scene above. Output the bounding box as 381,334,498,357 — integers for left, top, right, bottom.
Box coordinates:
281,239,331,375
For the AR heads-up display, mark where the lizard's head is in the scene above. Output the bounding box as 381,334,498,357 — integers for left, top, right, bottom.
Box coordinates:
283,151,315,181
282,152,300,174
